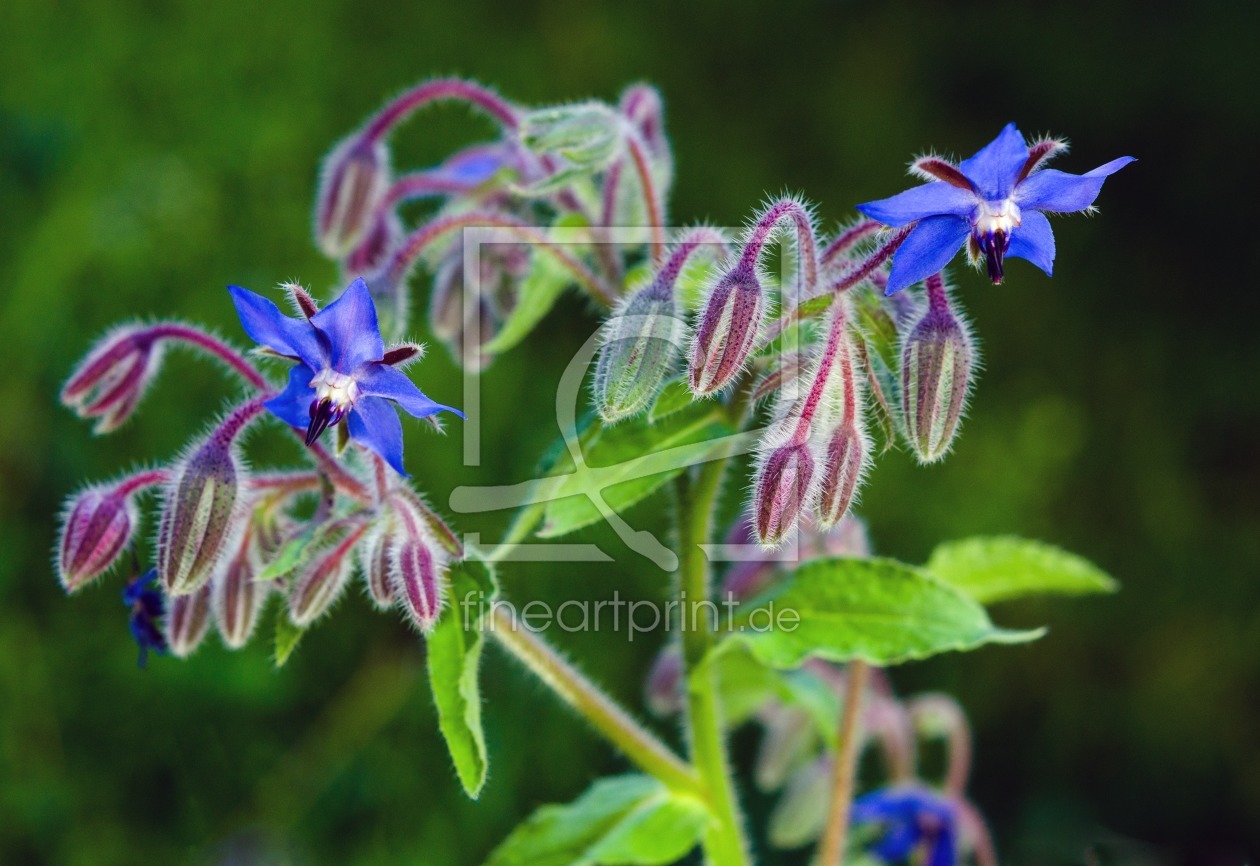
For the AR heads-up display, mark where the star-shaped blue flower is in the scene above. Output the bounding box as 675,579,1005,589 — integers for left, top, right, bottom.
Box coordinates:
230,278,461,476
123,567,167,669
851,786,958,866
857,124,1134,294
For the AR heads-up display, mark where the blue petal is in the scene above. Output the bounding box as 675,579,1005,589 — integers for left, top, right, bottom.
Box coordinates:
884,215,970,295
872,822,920,862
856,182,977,228
264,365,316,429
927,824,959,866
357,363,464,420
1008,210,1056,275
311,278,385,371
441,146,506,184
959,123,1029,199
348,396,407,476
228,285,328,368
1014,156,1135,213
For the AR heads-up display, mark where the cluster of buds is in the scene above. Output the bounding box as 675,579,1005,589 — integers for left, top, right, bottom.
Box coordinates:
60,325,165,433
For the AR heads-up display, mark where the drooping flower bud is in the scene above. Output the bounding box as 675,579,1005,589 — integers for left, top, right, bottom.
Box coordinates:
358,522,396,610
593,282,685,422
289,521,369,627
212,525,269,649
900,275,975,463
644,646,684,717
752,441,815,547
166,582,212,658
754,704,818,792
61,325,163,433
428,256,499,371
345,209,403,277
767,757,832,850
386,492,454,633
57,484,139,592
689,265,765,395
520,102,623,170
816,422,867,528
316,135,391,260
157,403,259,596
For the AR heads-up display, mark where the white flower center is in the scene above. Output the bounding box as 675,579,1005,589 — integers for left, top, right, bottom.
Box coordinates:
311,368,359,409
972,199,1021,236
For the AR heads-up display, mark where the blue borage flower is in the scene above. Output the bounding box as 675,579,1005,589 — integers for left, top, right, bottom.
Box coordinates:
123,567,167,668
851,786,958,866
858,124,1134,294
230,278,462,476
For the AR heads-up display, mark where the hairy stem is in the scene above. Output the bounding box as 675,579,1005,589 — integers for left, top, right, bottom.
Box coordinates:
489,606,702,795
624,127,667,263
818,660,871,866
362,78,519,144
149,323,270,390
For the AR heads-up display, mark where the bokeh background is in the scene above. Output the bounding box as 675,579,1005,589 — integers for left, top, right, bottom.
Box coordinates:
2,1,1256,864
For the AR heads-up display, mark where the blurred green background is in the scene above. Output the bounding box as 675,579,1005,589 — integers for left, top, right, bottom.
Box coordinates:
2,0,1256,864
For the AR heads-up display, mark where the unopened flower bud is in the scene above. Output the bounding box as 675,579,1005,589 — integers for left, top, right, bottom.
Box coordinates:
767,757,832,849
57,484,139,592
212,528,269,649
816,422,868,528
752,441,815,547
755,704,817,791
289,522,369,627
520,102,623,169
316,135,391,260
901,276,974,463
390,539,447,633
644,646,684,717
689,266,764,395
61,325,163,433
428,257,500,371
359,523,396,609
166,582,212,658
594,284,685,422
158,405,259,596
345,209,403,276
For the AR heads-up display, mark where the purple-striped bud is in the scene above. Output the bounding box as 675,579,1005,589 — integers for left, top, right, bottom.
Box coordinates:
316,135,391,260
816,422,868,528
689,265,764,396
359,523,396,609
212,527,269,649
644,646,684,717
900,276,975,464
594,284,685,421
289,522,368,627
752,441,815,547
157,422,249,596
61,326,163,433
345,209,403,276
57,484,139,592
166,582,212,658
428,257,500,372
390,539,446,633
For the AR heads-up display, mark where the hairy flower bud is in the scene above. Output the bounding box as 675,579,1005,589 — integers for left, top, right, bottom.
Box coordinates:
428,255,505,371
520,102,623,169
57,484,139,592
901,276,974,463
166,582,212,658
316,135,391,260
593,284,685,421
816,422,868,528
390,539,446,633
212,527,269,649
61,325,163,433
767,758,832,849
157,406,258,596
345,209,403,277
752,441,815,547
289,522,369,627
644,646,684,717
689,266,764,395
359,523,396,609
755,704,818,792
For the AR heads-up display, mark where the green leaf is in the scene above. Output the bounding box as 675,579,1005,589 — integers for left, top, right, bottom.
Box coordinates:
272,597,306,668
646,378,694,423
483,250,575,355
538,402,732,538
427,555,498,798
483,775,710,866
716,557,1043,669
926,536,1118,605
255,523,320,582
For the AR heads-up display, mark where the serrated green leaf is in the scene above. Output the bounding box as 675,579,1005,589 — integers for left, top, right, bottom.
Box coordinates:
926,536,1118,605
427,555,498,798
538,403,732,538
483,775,710,866
716,557,1043,669
483,251,575,355
647,378,694,423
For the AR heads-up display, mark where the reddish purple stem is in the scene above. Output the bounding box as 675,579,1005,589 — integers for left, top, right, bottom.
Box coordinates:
363,78,520,144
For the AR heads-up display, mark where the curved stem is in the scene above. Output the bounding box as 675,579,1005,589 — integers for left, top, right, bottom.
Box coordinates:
624,127,667,263
114,468,170,497
817,660,871,866
739,198,820,300
362,78,519,144
387,211,619,307
149,323,269,390
820,219,882,266
489,605,702,796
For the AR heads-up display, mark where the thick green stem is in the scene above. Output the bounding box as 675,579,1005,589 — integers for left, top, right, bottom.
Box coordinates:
677,466,750,866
